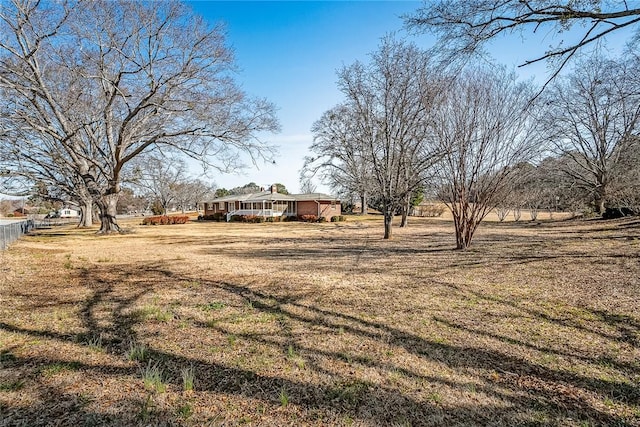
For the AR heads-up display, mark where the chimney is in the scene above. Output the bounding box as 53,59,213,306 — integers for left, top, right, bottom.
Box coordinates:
270,184,277,194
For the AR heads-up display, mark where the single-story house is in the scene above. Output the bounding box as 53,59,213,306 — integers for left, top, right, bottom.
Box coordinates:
204,184,341,221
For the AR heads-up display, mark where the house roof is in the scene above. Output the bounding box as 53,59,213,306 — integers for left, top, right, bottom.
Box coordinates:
211,191,295,203
289,193,339,201
245,191,296,202
209,191,339,203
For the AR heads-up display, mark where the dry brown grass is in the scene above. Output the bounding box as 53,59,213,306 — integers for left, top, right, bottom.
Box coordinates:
0,215,638,426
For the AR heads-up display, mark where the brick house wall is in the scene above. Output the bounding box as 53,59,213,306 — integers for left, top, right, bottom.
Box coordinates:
320,201,341,218
297,201,341,218
204,201,236,216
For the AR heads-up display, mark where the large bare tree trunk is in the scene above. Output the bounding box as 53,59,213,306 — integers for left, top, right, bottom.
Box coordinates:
360,191,368,215
451,204,478,249
400,196,410,228
97,193,121,234
79,198,93,228
594,193,605,215
383,202,393,239
454,218,474,249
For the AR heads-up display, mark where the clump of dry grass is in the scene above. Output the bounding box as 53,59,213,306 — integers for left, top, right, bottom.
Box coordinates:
0,216,638,426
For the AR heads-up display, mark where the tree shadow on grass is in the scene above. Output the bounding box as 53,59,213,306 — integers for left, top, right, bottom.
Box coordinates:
212,280,639,395
435,282,640,353
198,230,636,280
1,261,638,425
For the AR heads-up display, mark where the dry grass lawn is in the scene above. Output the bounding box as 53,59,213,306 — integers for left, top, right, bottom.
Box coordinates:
0,215,638,426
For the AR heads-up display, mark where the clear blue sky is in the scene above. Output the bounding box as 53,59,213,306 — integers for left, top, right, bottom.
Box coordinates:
187,1,424,193
186,1,634,194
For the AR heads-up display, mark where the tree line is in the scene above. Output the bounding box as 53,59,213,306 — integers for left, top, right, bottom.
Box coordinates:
304,39,640,248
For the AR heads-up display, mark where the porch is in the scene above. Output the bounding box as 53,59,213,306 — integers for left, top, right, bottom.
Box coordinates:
226,209,292,221
225,200,297,221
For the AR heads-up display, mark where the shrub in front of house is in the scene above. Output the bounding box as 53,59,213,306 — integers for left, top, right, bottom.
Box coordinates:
200,212,227,221
330,215,346,222
318,216,327,223
142,216,156,225
173,216,189,224
241,215,265,223
141,215,189,225
299,214,317,222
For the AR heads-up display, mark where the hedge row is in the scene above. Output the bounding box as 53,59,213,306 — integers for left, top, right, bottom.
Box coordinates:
141,215,189,225
198,214,347,223
299,215,346,223
199,213,225,221
230,214,265,223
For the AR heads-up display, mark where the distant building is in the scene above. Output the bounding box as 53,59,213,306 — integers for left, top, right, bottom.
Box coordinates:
57,207,80,219
204,184,341,221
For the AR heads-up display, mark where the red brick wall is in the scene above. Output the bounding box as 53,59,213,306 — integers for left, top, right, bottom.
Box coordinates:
297,201,341,218
204,201,233,216
320,201,341,218
297,201,318,217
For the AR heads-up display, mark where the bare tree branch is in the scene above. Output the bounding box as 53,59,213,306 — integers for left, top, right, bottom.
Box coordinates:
406,1,640,83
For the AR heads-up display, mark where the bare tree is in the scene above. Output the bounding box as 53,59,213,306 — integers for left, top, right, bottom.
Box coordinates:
229,182,261,195
0,0,279,233
0,127,97,226
432,66,541,249
173,179,216,213
116,187,148,215
305,103,374,215
406,1,640,86
609,136,640,213
335,37,441,239
131,156,188,215
299,177,317,194
542,53,640,214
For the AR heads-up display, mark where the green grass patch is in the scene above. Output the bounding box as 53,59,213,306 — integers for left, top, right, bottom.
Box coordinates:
134,305,174,322
127,341,148,362
181,365,195,392
200,301,226,311
0,380,25,391
141,360,166,393
177,403,194,419
41,361,82,377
